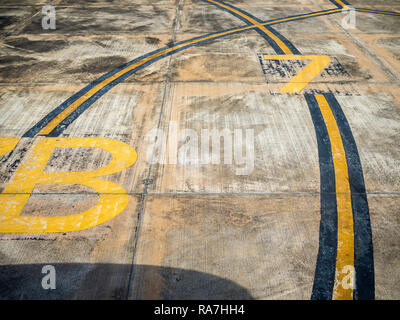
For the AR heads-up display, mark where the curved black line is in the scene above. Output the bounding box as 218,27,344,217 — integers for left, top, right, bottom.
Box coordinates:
24,8,360,138
323,93,374,300
305,94,338,300
355,8,400,16
202,0,300,54
23,5,399,138
23,25,252,137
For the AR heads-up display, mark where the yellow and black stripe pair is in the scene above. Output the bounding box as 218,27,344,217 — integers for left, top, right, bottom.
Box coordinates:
206,0,374,300
305,93,374,300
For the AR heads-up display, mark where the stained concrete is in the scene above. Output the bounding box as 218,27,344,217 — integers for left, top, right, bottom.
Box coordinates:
0,0,399,300
130,194,320,300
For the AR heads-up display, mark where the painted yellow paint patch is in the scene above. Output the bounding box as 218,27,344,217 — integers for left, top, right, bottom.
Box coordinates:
263,55,331,94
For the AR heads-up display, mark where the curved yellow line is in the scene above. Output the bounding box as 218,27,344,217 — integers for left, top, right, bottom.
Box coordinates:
315,94,354,300
207,0,293,54
37,9,342,136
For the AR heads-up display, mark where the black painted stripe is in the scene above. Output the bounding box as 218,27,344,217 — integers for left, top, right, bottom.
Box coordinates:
356,8,400,16
264,24,301,54
202,0,284,53
23,5,400,137
202,0,298,54
323,93,374,300
305,94,338,300
41,2,306,136
330,0,350,8
203,0,264,23
253,28,285,55
23,25,252,137
23,8,349,137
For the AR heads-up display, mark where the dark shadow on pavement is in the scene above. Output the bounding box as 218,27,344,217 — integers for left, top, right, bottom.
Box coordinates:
0,263,254,300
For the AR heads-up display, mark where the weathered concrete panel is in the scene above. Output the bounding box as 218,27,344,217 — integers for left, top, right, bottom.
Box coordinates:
130,194,320,300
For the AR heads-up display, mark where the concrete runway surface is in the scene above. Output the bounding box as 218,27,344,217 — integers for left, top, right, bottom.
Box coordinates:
0,0,399,300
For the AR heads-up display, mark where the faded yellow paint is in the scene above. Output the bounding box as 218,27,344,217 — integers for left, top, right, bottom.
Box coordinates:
0,137,137,233
263,55,331,93
315,94,354,300
0,137,20,156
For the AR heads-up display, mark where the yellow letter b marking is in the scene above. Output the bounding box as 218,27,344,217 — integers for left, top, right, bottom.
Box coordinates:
0,138,137,233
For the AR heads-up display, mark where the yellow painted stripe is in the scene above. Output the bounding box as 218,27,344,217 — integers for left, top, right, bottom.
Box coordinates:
263,55,331,93
270,8,342,25
0,138,20,157
335,0,347,7
37,9,342,135
356,8,400,16
37,27,251,135
315,94,354,300
207,0,293,54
